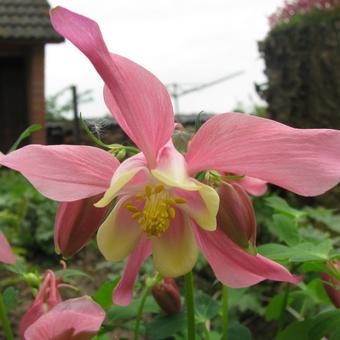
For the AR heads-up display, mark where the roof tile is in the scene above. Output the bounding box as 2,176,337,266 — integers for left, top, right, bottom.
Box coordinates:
0,0,63,42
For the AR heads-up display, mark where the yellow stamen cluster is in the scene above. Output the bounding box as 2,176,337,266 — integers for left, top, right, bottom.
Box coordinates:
124,184,187,238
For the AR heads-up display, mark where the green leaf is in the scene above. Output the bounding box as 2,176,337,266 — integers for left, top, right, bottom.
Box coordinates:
309,310,340,340
54,268,90,280
264,294,292,321
277,320,312,340
259,240,332,263
270,214,300,246
107,296,160,322
258,243,292,261
228,321,252,340
2,287,18,312
92,278,120,309
228,288,247,308
8,124,42,152
303,261,339,279
145,312,186,339
265,196,304,219
195,290,220,322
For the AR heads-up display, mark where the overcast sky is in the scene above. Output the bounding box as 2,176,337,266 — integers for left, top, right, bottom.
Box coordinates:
46,0,283,117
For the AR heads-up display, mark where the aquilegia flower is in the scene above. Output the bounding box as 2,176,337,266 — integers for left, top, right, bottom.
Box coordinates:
20,263,104,340
23,296,105,340
1,7,340,306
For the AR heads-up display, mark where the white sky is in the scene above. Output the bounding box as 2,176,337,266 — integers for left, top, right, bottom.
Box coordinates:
46,0,283,117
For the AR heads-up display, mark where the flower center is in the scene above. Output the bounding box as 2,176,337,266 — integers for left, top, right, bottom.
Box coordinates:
124,184,186,238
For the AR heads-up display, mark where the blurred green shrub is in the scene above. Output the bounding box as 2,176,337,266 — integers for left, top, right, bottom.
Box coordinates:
0,170,57,257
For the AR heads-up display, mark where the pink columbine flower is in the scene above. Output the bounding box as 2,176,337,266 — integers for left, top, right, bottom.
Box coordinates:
20,268,63,338
1,7,340,306
0,230,16,265
23,296,105,340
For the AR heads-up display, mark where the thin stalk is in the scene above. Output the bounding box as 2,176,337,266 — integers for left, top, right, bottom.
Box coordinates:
203,321,211,340
278,282,291,331
0,291,13,340
222,285,229,340
134,287,151,340
134,274,161,340
184,271,196,340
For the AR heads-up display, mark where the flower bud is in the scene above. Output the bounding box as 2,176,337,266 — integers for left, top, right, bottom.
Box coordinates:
151,278,181,315
54,194,109,257
20,270,62,338
321,260,340,308
217,182,257,254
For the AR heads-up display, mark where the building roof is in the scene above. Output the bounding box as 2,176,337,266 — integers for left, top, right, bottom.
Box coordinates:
0,0,63,42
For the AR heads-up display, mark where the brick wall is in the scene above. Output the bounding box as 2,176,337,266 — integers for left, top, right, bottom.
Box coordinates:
27,45,46,144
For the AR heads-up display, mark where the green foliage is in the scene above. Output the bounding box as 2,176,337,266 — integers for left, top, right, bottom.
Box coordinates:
195,291,220,322
92,278,120,310
2,287,18,312
0,171,57,256
272,7,340,33
145,312,186,339
228,321,252,340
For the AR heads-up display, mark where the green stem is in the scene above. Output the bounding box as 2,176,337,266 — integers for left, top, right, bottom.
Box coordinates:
0,291,14,340
203,322,211,340
222,285,229,340
184,271,196,340
134,274,162,340
278,282,291,331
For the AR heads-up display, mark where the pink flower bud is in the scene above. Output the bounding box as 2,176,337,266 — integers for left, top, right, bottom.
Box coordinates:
321,260,340,308
217,182,257,253
54,194,109,257
20,270,62,339
151,278,181,314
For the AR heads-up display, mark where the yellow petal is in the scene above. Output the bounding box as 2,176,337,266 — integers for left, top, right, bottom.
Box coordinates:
193,181,219,231
95,169,139,208
177,181,219,231
151,168,199,191
152,210,198,277
97,198,142,261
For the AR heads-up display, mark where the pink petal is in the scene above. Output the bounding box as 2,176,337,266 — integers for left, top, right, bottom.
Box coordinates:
113,236,151,306
0,231,15,264
194,226,299,287
24,296,105,340
55,195,109,257
185,113,340,196
0,145,119,201
237,176,268,196
51,7,174,166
